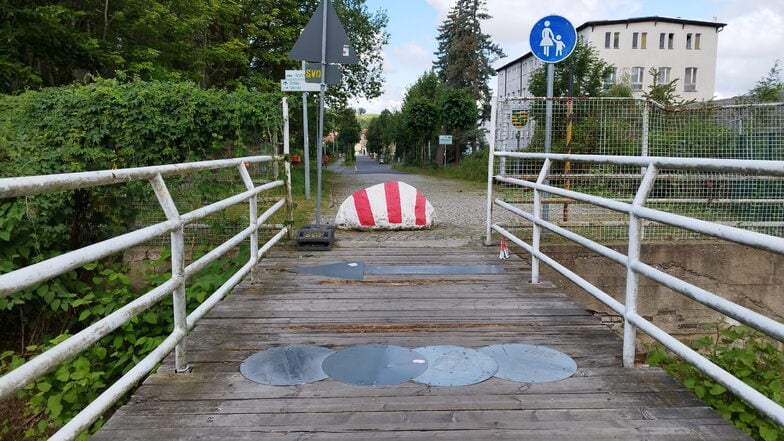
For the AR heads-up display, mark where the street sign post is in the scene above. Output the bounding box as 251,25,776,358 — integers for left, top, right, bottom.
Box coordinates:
529,15,576,63
439,135,453,145
530,15,575,225
289,0,358,240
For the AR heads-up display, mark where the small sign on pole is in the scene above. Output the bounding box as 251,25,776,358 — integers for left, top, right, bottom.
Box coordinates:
511,110,528,128
439,135,453,145
281,79,321,92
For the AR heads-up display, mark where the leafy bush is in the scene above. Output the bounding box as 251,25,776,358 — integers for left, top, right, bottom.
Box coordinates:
646,324,784,441
0,79,283,439
0,248,246,439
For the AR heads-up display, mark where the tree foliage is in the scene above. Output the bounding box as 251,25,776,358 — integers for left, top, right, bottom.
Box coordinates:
0,0,388,105
748,60,784,103
643,68,694,109
529,37,613,97
388,72,479,165
433,0,504,112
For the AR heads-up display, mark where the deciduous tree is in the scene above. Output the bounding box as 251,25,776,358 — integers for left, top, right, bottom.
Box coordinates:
529,37,613,97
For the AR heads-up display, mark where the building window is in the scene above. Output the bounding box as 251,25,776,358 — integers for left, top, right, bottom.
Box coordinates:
684,67,698,92
695,33,701,49
641,32,647,49
604,68,617,89
605,32,611,48
631,66,645,90
668,33,674,49
632,32,639,49
657,67,671,84
659,33,665,49
686,33,693,49
613,32,620,49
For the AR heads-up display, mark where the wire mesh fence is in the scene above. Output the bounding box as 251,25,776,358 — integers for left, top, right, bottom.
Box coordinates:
491,97,784,241
130,158,288,247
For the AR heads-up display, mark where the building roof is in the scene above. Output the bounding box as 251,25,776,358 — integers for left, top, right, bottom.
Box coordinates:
577,16,726,32
495,16,727,72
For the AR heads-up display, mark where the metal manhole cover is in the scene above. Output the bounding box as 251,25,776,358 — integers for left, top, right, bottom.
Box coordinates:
480,343,577,383
321,344,428,386
240,345,335,385
412,345,498,387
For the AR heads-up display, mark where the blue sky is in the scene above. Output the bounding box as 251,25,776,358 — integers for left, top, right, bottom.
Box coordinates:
353,0,784,113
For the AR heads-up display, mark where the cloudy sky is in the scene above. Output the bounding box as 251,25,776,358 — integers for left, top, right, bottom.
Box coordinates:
351,0,784,113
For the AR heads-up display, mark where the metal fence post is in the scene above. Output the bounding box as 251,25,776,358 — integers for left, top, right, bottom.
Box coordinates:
532,159,552,284
623,164,659,368
486,96,498,246
238,164,259,283
150,174,189,373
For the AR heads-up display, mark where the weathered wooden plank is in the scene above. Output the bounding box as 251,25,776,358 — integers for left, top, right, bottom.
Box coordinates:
92,243,749,441
91,425,743,441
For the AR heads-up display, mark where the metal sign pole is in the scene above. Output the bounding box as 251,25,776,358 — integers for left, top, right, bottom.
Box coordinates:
302,61,311,200
315,0,329,225
542,63,554,223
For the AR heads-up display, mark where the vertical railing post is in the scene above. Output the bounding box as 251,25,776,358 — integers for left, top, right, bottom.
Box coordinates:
623,164,658,368
238,163,258,283
283,97,293,236
486,96,498,245
149,174,189,373
532,158,552,284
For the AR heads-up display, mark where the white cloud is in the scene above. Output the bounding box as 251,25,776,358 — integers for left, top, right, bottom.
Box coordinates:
714,5,784,97
391,42,433,70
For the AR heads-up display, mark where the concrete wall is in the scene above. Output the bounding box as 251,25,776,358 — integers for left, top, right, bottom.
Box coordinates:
534,242,784,342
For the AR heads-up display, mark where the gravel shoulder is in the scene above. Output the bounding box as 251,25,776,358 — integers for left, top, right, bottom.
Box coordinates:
317,160,523,247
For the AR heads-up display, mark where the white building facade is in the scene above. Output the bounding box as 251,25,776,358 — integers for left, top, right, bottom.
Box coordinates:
496,17,726,101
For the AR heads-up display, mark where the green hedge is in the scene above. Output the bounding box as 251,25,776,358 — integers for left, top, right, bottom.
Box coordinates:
0,79,283,439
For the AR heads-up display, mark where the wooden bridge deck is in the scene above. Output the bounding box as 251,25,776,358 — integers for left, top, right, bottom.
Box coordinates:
92,243,749,440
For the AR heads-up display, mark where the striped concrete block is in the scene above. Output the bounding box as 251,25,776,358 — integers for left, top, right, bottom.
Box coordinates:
334,181,436,230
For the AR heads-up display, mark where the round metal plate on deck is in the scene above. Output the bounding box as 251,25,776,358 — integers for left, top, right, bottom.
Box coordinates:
412,345,498,387
321,344,428,386
240,345,335,385
480,343,577,383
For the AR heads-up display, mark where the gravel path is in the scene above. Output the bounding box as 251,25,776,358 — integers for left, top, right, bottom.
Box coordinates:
316,157,524,247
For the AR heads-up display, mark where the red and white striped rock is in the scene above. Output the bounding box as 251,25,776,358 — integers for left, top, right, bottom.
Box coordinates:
334,181,436,230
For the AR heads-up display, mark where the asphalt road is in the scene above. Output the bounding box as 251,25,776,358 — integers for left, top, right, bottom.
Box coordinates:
328,155,407,175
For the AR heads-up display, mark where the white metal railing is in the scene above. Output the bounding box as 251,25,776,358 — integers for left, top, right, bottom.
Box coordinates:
486,151,784,426
0,149,292,439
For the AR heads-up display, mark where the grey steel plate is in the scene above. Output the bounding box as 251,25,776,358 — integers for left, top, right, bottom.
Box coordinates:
321,344,428,386
240,345,335,385
365,264,505,275
412,345,498,387
292,261,364,280
480,343,577,383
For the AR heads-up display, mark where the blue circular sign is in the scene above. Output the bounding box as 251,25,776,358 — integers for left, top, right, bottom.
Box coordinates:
529,15,577,63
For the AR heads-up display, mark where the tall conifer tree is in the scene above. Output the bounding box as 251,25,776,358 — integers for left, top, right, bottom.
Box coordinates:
433,0,504,117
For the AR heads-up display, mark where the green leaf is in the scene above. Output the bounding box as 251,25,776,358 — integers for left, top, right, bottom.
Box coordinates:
94,347,107,360
79,310,91,321
37,382,52,392
759,426,778,441
47,394,63,418
709,384,726,396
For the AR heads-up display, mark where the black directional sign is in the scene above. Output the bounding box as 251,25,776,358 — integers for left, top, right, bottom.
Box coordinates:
289,0,359,64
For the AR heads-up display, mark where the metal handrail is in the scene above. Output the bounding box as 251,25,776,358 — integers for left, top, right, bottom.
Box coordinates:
0,155,292,440
486,152,784,426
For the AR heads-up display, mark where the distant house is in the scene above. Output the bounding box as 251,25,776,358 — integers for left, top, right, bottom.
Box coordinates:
496,16,726,101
